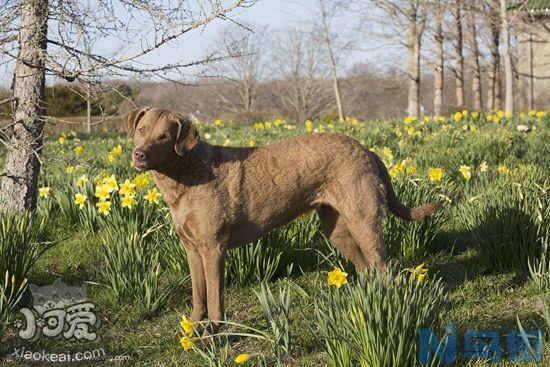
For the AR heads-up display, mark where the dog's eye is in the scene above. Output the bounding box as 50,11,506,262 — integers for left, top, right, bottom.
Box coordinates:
161,133,170,140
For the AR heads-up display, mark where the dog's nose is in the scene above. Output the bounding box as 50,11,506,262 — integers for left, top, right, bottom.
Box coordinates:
133,149,146,161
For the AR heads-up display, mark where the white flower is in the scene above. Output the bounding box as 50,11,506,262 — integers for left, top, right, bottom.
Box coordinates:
516,124,530,132
204,133,212,140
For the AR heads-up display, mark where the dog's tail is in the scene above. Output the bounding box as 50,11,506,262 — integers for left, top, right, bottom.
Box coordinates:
371,152,443,221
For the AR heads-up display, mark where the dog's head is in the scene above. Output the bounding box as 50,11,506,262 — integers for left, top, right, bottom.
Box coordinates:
124,107,199,171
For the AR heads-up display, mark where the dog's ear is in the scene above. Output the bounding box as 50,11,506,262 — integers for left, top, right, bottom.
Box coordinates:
174,116,199,156
124,107,150,138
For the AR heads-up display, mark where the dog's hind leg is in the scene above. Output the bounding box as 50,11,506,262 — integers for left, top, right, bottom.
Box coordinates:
317,205,368,270
342,202,389,271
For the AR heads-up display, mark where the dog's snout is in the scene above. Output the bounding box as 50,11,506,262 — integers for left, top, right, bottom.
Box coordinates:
133,149,147,161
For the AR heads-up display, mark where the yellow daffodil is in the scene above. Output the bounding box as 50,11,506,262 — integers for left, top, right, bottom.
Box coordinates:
95,185,110,201
327,267,348,288
404,116,417,124
66,166,74,174
58,136,66,144
407,166,417,175
144,188,161,204
107,153,116,163
96,200,112,215
305,120,313,132
248,139,256,147
459,165,472,180
265,121,271,129
479,161,488,173
179,316,195,336
407,263,428,284
428,168,444,182
119,179,136,197
73,145,83,155
133,173,151,188
102,175,118,193
76,175,88,188
121,195,137,209
111,144,123,155
497,165,509,174
235,354,251,364
453,112,462,122
38,187,50,198
74,193,87,209
179,336,195,351
255,122,264,130
381,147,393,161
214,119,222,126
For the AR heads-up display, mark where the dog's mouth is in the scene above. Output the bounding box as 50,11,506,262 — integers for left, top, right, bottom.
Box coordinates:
133,161,149,171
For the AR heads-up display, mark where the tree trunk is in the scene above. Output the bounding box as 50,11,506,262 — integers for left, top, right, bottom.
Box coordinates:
486,13,500,111
319,0,345,122
466,0,483,110
433,0,444,118
86,85,91,133
407,0,421,117
500,0,514,113
0,0,49,213
453,0,465,107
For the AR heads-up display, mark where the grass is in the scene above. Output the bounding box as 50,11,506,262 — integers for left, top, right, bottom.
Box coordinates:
0,111,549,366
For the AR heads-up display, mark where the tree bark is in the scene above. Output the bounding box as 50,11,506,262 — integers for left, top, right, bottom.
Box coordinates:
319,0,345,122
453,0,465,107
499,0,514,113
484,3,501,111
466,0,483,110
407,0,422,117
86,84,91,133
0,0,49,212
433,0,444,118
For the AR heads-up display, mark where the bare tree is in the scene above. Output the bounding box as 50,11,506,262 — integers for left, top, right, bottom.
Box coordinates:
0,0,256,212
499,0,514,113
482,0,502,111
316,0,346,122
209,24,266,120
466,0,483,110
452,0,466,107
405,0,427,116
364,0,427,117
433,0,445,117
271,28,330,122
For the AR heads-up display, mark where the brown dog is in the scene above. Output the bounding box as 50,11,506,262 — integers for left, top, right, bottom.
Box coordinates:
125,107,441,332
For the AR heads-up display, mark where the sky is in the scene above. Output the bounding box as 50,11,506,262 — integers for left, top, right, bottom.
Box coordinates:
127,0,404,81
0,0,403,88
130,0,373,78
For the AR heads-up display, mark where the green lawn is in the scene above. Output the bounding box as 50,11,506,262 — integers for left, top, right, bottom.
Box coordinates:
1,111,549,366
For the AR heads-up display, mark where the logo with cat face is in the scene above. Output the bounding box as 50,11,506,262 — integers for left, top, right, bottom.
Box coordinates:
13,278,100,342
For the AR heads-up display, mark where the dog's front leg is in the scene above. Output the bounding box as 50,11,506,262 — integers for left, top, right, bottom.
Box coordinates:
201,246,226,334
185,248,208,323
